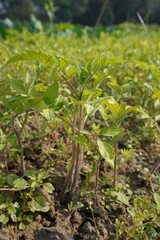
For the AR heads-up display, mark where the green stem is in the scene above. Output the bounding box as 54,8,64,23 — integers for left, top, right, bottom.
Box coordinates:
56,67,78,98
90,206,100,240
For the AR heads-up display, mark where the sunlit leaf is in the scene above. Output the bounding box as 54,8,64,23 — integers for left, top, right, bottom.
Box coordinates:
43,82,59,105
97,139,114,168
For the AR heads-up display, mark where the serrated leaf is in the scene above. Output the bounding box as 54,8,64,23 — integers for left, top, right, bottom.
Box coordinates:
43,82,59,105
10,79,27,95
5,50,55,66
86,58,94,73
98,126,122,136
27,97,47,110
105,97,140,120
92,57,126,72
59,57,69,69
145,83,160,100
78,68,90,85
66,67,79,77
13,178,28,190
97,139,114,168
71,135,87,145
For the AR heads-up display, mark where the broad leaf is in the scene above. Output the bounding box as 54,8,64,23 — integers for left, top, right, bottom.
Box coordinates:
116,192,130,205
66,67,79,77
30,196,49,212
5,50,55,66
98,126,122,136
97,139,114,168
43,82,59,105
154,193,160,210
43,183,55,193
0,214,9,224
71,135,87,145
145,83,160,101
13,178,28,190
10,79,27,95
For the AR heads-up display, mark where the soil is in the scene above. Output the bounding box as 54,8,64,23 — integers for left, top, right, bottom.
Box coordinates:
0,132,160,240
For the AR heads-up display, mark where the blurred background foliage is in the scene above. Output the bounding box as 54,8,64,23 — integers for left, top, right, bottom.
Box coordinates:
0,0,160,26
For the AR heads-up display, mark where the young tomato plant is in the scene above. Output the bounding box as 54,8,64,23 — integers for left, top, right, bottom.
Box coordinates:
4,50,126,198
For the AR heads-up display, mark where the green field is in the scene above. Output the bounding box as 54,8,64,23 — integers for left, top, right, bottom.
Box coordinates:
0,23,160,239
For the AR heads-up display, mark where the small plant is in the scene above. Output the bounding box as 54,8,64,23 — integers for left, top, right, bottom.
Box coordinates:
4,50,128,199
116,195,160,240
0,169,54,229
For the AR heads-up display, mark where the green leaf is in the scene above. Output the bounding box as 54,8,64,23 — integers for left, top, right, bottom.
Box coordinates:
43,183,55,193
71,135,87,145
66,67,79,77
26,214,33,223
145,83,160,101
10,79,27,95
78,68,90,85
104,97,140,120
19,222,26,230
97,139,114,168
6,133,15,143
0,144,5,150
92,57,126,72
6,174,19,186
13,178,28,190
25,170,35,178
98,126,122,137
5,50,55,66
59,57,69,69
0,214,9,224
116,192,130,205
38,169,49,179
27,97,47,110
86,58,94,73
30,196,49,212
8,206,16,215
43,82,59,105
154,193,160,210
84,104,96,116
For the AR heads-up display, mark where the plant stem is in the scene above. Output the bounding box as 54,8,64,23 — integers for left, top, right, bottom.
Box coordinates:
70,104,84,195
113,141,118,188
11,117,25,175
56,68,78,98
19,110,29,136
95,158,100,202
60,114,77,197
90,205,100,240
